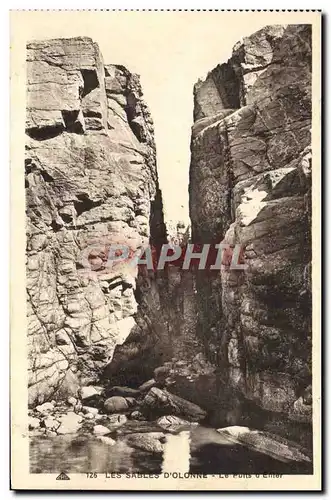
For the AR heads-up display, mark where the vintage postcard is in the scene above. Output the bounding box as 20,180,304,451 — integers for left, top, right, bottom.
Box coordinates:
10,9,322,491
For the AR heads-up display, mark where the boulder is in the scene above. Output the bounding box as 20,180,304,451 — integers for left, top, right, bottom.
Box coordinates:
217,426,312,463
57,412,83,435
124,432,164,453
96,436,116,446
93,425,111,436
157,415,198,431
104,396,129,414
143,387,206,422
42,417,60,431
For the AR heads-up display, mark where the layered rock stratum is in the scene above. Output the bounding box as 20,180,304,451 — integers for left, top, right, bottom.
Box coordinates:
190,24,312,424
26,37,166,405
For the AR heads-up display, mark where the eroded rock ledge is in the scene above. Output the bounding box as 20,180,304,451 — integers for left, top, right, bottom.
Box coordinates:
26,37,166,406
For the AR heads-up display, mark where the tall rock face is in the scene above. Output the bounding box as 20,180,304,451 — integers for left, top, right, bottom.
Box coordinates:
190,25,312,425
25,37,165,405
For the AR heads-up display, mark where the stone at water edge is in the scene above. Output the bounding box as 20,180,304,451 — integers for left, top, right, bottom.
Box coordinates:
217,426,312,463
42,417,61,431
143,387,206,422
104,396,129,414
93,425,111,436
217,426,251,438
124,432,165,454
28,416,40,430
82,406,99,415
96,436,116,446
57,412,83,435
157,415,198,431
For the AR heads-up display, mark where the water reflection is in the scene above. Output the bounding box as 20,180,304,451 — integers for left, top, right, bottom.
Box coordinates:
30,426,312,475
162,431,190,473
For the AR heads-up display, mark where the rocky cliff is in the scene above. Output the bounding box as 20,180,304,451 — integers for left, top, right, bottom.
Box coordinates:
190,25,312,426
26,37,166,406
26,28,313,443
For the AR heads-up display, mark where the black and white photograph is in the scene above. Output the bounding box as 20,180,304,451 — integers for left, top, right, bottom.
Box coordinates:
10,9,321,491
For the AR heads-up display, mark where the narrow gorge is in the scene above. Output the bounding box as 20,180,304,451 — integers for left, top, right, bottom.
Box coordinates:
26,25,313,473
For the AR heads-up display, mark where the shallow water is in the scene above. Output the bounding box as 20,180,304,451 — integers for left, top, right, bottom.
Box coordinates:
30,425,312,475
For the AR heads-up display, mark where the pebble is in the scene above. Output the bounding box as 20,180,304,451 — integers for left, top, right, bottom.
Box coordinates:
104,396,129,414
157,415,197,430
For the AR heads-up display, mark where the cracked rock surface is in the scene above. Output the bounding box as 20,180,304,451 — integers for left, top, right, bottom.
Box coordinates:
26,37,164,406
190,25,312,424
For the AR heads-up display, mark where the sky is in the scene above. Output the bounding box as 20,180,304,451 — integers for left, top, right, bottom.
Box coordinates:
12,10,315,223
